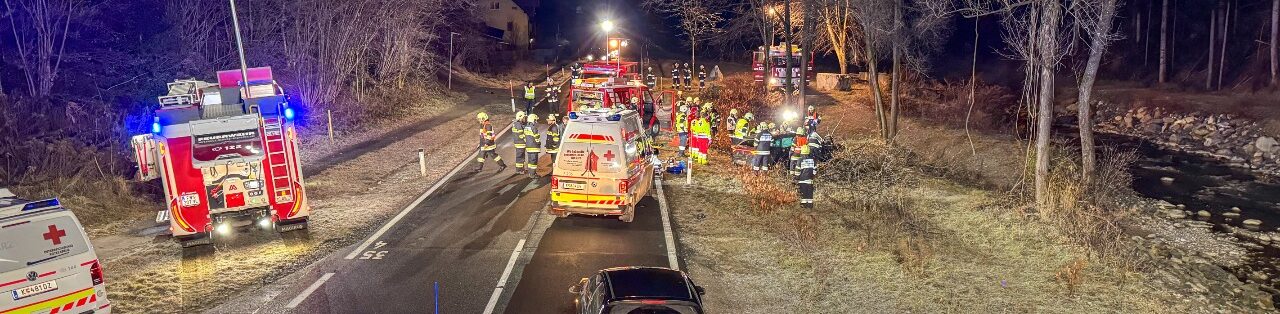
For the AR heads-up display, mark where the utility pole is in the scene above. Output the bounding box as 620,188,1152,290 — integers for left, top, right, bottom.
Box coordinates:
228,0,250,99
448,32,459,90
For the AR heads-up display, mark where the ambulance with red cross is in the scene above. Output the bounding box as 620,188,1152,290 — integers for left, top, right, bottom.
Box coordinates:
549,109,655,222
0,189,112,314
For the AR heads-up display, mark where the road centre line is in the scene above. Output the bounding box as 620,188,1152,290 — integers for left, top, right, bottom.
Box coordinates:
344,121,514,260
285,272,334,309
483,238,527,314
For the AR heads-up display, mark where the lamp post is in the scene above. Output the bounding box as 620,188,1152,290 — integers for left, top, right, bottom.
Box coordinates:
228,0,250,107
601,20,615,75
448,32,460,90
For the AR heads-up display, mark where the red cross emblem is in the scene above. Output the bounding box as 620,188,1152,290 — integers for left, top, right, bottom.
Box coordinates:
603,150,615,162
42,225,67,245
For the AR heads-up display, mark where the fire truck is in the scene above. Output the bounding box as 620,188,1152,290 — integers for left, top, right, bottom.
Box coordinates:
752,43,815,89
131,67,310,247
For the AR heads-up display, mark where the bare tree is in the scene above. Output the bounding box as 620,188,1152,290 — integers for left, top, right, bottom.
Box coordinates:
1158,0,1167,84
643,0,726,78
1074,0,1120,184
1273,0,1278,86
3,0,81,97
815,0,862,74
1207,1,1216,90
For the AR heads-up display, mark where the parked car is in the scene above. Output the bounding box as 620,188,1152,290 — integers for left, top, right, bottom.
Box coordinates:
570,266,705,314
0,189,112,314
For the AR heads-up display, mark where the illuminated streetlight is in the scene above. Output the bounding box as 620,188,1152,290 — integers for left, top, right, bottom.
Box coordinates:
601,20,615,32
767,6,777,16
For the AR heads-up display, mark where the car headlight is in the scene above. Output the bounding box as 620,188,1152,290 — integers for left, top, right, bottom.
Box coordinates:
245,180,262,190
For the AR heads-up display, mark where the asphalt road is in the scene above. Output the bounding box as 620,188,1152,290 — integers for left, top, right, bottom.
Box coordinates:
207,80,678,314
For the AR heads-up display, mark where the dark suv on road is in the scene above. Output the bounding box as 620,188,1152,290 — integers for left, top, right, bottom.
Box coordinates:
569,267,706,314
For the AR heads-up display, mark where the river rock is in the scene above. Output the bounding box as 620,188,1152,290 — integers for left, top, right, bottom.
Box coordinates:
1231,207,1242,212
1197,210,1212,218
1223,212,1241,218
1249,271,1270,283
1257,137,1278,154
1161,177,1175,184
1167,210,1188,219
1156,200,1177,209
1243,219,1262,226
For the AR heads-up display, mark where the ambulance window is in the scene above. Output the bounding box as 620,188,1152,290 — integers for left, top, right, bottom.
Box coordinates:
0,216,89,273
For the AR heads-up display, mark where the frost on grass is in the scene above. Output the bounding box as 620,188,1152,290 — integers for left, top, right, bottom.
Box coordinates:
664,140,1180,313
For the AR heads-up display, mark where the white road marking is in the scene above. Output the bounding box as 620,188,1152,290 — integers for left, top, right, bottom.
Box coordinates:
285,272,334,309
483,238,527,314
344,123,515,260
654,178,680,270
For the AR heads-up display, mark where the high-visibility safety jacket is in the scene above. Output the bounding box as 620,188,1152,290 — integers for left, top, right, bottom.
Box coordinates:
754,130,773,155
524,124,541,153
797,158,815,184
524,86,536,100
692,118,710,137
675,112,689,133
706,110,719,129
544,123,563,153
513,120,527,149
792,135,808,157
479,121,497,151
733,118,750,139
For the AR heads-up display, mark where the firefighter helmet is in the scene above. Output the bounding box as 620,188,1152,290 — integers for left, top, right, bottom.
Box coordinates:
515,111,526,120
685,97,693,102
796,127,806,134
527,113,538,123
808,105,815,112
631,96,639,103
730,108,738,116
477,112,489,121
684,62,689,67
679,104,689,113
546,113,558,122
744,112,754,120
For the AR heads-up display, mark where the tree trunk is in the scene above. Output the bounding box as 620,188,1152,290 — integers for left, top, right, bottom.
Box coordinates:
1079,0,1118,185
966,17,979,156
1218,0,1229,90
784,0,794,105
801,0,814,110
866,45,887,141
1158,0,1168,84
1207,4,1216,90
1144,0,1153,68
1273,0,1278,86
1035,1,1061,209
888,0,902,142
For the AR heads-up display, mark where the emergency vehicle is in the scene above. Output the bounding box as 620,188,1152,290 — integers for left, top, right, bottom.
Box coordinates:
1,189,112,314
752,43,815,89
549,109,655,222
131,67,310,247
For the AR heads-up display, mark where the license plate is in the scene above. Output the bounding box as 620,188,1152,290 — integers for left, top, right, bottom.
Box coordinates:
562,182,586,190
180,192,200,207
12,280,57,301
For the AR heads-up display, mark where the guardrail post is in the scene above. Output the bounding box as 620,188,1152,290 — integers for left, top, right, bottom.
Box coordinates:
419,148,427,177
327,110,334,141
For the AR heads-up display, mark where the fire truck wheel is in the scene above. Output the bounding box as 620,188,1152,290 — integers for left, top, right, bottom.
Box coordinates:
619,206,635,223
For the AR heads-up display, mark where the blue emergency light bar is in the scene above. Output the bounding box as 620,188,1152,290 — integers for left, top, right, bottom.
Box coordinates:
151,117,162,134
22,199,60,211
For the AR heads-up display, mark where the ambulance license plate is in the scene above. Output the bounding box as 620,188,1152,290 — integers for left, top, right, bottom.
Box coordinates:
12,280,57,301
562,181,585,190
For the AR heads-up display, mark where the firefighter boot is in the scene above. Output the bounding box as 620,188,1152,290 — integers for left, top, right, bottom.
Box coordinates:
498,161,508,172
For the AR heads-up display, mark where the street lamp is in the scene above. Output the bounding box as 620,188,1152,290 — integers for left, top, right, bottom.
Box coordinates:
601,19,616,74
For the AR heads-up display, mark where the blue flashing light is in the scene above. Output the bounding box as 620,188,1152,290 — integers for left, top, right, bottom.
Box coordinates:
608,114,621,121
568,111,579,119
284,107,296,120
151,117,162,134
22,199,60,211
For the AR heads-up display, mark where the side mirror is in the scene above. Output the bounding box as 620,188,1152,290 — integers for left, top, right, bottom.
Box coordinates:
694,286,705,296
569,278,587,294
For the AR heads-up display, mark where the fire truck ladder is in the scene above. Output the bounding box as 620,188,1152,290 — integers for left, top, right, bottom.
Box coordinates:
263,117,295,203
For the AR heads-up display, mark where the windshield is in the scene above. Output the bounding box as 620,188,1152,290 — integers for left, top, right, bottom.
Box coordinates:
0,215,89,273
607,303,701,314
192,128,263,162
771,56,802,66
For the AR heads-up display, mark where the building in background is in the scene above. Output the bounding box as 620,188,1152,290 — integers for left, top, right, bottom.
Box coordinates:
479,0,537,51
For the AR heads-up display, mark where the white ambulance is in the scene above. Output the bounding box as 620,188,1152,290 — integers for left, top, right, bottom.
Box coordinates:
0,189,111,314
549,109,655,222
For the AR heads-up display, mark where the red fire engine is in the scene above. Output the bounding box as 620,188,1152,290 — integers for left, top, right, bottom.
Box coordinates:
131,67,310,247
752,43,815,89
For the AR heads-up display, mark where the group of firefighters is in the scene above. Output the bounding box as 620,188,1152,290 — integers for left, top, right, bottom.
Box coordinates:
473,110,564,178
673,97,823,208
667,63,709,91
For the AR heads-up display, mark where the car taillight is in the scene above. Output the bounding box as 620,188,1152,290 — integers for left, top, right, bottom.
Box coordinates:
618,180,629,193
89,260,105,285
639,299,667,305
551,177,559,189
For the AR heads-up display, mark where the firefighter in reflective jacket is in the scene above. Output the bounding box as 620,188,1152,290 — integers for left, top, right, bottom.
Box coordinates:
675,63,686,88
513,111,528,173
797,145,816,208
804,105,821,134
543,114,563,162
524,113,541,177
523,82,537,113
474,112,507,172
703,103,719,137
726,108,739,136
752,122,773,171
547,84,560,109
675,104,690,156
697,65,707,90
690,115,711,164
645,67,658,89
682,63,692,89
571,62,582,85
732,112,753,145
790,127,808,178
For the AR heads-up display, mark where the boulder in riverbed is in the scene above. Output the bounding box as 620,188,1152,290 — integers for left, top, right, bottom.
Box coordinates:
1257,137,1278,154
1243,219,1262,226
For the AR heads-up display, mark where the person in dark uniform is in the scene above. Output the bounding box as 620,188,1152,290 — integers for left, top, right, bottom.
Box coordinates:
797,145,816,208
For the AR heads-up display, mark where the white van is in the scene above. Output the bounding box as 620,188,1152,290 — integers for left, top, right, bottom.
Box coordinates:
550,109,655,222
0,189,112,314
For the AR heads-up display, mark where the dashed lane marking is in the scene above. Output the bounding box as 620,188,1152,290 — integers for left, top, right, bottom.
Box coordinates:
344,123,514,260
285,272,334,309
